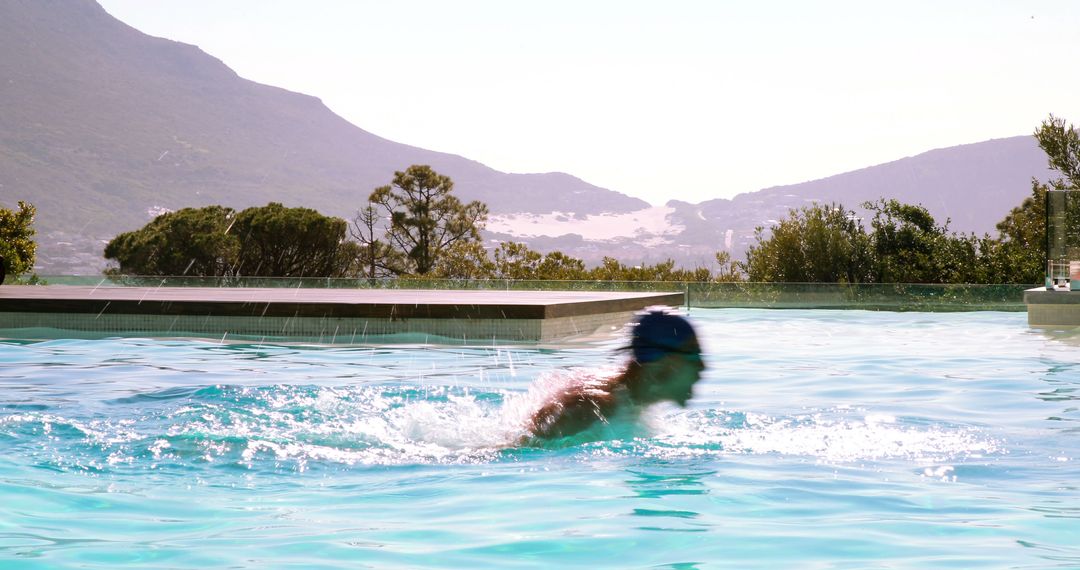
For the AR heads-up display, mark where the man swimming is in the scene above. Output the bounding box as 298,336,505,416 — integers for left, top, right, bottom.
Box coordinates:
526,309,705,441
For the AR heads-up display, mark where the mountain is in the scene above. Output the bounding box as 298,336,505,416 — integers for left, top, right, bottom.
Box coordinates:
488,136,1055,268
703,135,1051,234
657,135,1056,265
0,1,1058,274
0,0,647,242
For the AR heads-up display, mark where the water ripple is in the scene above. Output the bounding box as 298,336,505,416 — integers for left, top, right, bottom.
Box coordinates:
0,310,1077,569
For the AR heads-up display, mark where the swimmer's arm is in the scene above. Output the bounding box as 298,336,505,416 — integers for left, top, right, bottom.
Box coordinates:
528,389,616,440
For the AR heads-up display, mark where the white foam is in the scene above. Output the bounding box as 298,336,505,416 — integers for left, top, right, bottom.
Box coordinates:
6,384,1003,469
655,411,1000,463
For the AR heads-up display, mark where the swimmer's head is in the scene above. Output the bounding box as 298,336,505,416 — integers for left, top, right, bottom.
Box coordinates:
627,310,700,363
624,310,704,406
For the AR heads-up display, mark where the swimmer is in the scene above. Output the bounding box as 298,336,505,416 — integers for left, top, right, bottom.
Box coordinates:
525,309,705,441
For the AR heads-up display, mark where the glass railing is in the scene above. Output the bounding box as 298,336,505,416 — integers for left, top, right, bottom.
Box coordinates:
29,276,1033,311
686,282,1031,311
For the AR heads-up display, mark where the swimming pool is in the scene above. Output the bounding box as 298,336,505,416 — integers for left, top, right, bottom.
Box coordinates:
1,309,1077,568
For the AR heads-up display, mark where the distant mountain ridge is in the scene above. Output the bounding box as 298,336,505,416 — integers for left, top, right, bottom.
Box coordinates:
485,136,1055,268
0,0,646,242
0,0,1057,273
657,136,1055,266
702,136,1051,234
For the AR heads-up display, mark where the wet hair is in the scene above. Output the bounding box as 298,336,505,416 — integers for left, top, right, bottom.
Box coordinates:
627,310,699,363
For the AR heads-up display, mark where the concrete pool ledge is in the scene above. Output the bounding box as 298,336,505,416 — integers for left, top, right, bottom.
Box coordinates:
1024,287,1080,327
0,285,685,343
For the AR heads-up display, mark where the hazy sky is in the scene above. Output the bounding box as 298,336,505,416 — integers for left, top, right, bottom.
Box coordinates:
97,0,1080,206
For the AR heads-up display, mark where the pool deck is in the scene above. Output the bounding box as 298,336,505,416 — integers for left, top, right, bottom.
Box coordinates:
1024,287,1080,327
0,286,685,343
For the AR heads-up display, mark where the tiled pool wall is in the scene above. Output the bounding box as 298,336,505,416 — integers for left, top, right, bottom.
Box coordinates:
0,310,637,343
1023,288,1080,327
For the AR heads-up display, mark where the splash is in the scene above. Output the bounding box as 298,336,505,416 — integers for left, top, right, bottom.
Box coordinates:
651,409,1001,463
1,379,1002,471
3,384,529,470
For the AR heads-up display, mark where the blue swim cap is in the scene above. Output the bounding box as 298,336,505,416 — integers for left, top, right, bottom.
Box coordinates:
628,310,699,363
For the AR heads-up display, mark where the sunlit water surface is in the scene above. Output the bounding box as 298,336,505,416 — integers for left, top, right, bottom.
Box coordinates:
1,309,1078,568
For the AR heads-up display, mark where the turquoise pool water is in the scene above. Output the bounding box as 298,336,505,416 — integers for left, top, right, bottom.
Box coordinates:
1,309,1077,569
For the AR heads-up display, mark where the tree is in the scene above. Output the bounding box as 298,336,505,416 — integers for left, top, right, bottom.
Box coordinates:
741,200,1002,284
232,202,356,278
431,240,495,280
1035,114,1080,190
535,250,587,280
713,251,743,282
583,257,711,282
865,199,937,282
984,114,1080,284
932,231,984,284
947,116,1080,284
0,201,37,281
863,199,983,283
980,180,1047,283
368,165,488,275
489,242,589,281
104,205,237,276
350,202,400,279
743,203,872,282
104,203,357,278
493,241,544,279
